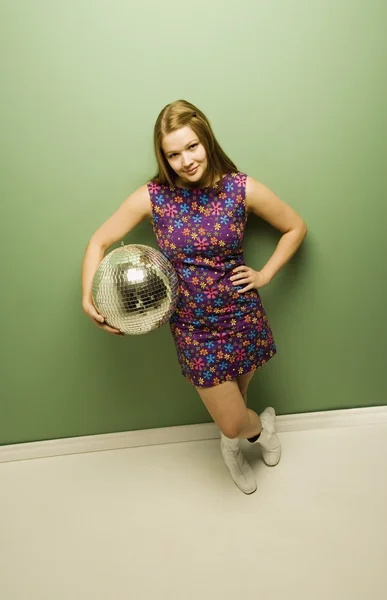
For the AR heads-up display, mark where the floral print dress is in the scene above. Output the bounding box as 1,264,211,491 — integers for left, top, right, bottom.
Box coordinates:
147,171,276,387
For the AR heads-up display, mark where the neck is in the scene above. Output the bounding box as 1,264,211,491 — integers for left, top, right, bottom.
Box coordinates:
176,171,222,189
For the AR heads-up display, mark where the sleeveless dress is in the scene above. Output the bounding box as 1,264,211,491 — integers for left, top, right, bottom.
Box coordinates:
147,171,277,387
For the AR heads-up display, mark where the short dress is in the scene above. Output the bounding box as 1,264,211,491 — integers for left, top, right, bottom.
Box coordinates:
147,171,277,387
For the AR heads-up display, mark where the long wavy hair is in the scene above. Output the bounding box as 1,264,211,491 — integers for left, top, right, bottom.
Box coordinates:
151,99,238,191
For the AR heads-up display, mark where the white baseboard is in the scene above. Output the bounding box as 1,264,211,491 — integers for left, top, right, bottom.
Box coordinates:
1,405,386,464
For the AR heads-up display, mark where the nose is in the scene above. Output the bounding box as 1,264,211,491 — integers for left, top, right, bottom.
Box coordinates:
181,152,193,169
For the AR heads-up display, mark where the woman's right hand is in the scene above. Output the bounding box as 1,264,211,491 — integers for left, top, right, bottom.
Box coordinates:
81,184,152,338
82,300,124,336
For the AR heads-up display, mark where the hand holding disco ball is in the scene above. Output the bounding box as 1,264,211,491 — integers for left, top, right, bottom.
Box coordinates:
90,244,179,336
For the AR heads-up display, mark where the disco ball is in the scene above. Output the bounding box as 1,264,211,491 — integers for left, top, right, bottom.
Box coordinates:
92,244,179,335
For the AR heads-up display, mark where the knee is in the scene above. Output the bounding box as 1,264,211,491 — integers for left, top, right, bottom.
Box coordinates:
221,421,244,440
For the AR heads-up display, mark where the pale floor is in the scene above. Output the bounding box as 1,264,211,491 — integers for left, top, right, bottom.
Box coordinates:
1,423,387,600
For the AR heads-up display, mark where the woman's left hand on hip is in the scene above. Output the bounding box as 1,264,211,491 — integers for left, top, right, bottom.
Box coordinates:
230,265,269,293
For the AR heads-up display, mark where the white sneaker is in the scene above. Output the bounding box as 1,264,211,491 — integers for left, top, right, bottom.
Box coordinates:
256,407,281,466
220,433,257,494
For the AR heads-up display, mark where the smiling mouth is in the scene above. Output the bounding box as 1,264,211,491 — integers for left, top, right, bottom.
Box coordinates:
186,166,198,175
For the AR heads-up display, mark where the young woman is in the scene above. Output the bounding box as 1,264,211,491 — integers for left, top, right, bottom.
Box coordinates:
82,99,307,495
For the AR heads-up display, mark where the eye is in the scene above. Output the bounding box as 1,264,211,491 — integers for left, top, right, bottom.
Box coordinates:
167,143,198,159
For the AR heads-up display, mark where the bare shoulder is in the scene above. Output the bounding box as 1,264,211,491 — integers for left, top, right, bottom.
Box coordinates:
122,183,152,218
90,184,152,251
245,176,280,212
245,176,307,234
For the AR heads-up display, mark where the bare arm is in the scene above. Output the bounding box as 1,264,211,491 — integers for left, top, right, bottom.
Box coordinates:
81,184,152,332
231,176,307,291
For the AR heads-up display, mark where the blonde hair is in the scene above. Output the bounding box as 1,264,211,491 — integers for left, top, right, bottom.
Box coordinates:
152,99,238,190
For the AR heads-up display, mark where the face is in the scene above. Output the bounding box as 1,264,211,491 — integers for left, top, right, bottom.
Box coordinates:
162,126,208,187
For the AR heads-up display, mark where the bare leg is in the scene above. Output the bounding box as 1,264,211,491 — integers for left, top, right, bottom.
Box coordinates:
237,370,255,406
196,375,280,493
195,379,262,440
236,372,282,466
196,379,260,494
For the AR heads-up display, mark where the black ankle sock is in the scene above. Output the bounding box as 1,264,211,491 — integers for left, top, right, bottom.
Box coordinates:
247,432,261,443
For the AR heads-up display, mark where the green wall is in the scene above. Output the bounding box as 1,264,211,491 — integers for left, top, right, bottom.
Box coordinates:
1,1,386,445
